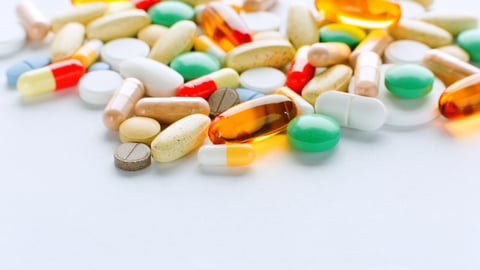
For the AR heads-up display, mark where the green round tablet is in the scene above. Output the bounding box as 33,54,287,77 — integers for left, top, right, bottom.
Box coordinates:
170,52,221,81
147,2,194,27
319,23,366,49
287,114,340,152
457,29,480,62
384,64,435,99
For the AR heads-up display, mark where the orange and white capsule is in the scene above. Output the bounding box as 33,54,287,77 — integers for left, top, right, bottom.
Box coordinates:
72,39,103,68
198,144,256,166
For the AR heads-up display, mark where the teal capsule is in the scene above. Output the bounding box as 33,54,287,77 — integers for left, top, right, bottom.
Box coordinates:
319,23,366,50
457,29,480,62
170,52,221,81
147,2,195,27
287,114,340,152
385,64,434,99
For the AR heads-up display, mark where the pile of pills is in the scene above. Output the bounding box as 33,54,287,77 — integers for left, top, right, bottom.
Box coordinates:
3,0,480,171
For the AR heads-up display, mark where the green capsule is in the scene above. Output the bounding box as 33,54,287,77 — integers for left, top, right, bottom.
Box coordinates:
170,52,221,81
147,2,194,27
457,29,480,62
319,23,366,50
287,114,340,152
385,64,434,99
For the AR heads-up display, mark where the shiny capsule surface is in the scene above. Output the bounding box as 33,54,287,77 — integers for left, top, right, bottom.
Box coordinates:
208,94,297,144
439,73,480,119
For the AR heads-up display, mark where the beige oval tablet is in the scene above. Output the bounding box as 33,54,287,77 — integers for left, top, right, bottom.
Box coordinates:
137,24,168,48
114,142,151,171
149,20,196,64
252,31,287,42
436,45,470,62
86,9,150,42
287,4,318,49
51,22,85,62
302,64,353,105
307,42,351,67
151,114,211,163
226,40,295,72
51,2,108,32
119,116,161,145
417,10,478,36
134,97,210,124
388,19,453,48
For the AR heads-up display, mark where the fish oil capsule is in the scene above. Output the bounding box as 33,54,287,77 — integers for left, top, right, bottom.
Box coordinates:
198,144,256,166
314,0,401,29
200,2,252,52
51,3,108,33
134,97,210,124
103,78,145,130
274,86,314,115
208,94,298,144
16,0,50,41
349,30,392,68
307,42,351,67
422,49,480,86
17,59,85,97
438,74,480,119
72,39,103,68
286,46,315,94
354,51,381,97
176,68,240,99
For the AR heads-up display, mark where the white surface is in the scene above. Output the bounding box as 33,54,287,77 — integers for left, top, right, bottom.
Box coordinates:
1,1,480,270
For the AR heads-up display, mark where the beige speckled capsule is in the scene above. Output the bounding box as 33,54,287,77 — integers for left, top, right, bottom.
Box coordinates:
86,9,150,42
302,64,353,105
51,2,108,33
287,4,318,49
388,19,453,48
349,30,392,68
16,0,51,41
436,45,470,62
137,24,168,48
422,49,480,86
242,0,277,12
353,51,381,97
135,97,210,124
51,22,85,62
226,40,295,72
149,20,196,64
417,10,478,36
307,42,351,67
151,114,211,163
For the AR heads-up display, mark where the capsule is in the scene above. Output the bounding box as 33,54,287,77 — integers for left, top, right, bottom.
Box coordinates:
422,49,480,86
208,94,298,144
71,0,128,5
314,0,401,29
200,2,252,52
438,73,480,119
72,39,103,68
17,59,85,97
16,0,51,41
307,42,351,67
176,68,240,99
353,51,381,97
103,78,145,130
242,0,277,12
285,46,315,94
349,29,392,68
194,35,227,65
198,144,255,166
274,86,314,115
131,0,160,10
134,97,210,124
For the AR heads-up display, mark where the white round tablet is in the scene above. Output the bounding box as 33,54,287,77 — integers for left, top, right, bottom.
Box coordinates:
0,23,26,57
240,67,286,94
384,40,430,65
241,11,281,33
78,70,123,106
399,0,426,19
100,38,150,71
349,64,445,127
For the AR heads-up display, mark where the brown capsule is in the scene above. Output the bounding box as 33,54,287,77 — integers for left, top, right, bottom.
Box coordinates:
349,29,392,68
208,88,240,117
134,97,210,124
307,42,351,67
114,142,151,171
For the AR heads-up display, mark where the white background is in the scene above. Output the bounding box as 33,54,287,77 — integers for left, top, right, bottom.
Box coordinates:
1,0,480,269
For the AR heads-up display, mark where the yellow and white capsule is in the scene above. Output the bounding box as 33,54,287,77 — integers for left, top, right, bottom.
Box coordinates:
198,144,256,166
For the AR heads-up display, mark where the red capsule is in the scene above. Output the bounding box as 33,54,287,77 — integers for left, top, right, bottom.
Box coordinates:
286,46,316,94
130,0,159,10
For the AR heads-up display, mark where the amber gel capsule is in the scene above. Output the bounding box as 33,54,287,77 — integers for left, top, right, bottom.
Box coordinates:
439,74,480,119
314,0,402,29
208,94,298,144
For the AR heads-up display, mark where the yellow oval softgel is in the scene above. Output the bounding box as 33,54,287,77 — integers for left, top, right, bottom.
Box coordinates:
119,116,161,145
439,74,480,119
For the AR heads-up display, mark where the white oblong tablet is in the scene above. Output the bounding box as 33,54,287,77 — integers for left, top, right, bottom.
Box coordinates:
78,70,123,106
384,40,430,64
100,38,150,71
241,11,281,33
399,0,426,19
239,67,286,94
0,23,26,57
354,64,445,127
315,91,386,131
120,57,184,97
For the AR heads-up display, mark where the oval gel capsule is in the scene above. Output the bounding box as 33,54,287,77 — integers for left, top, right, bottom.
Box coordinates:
198,144,256,166
438,73,480,119
315,91,387,131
